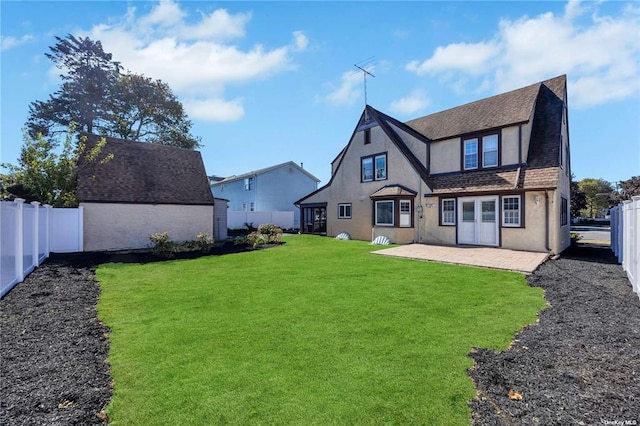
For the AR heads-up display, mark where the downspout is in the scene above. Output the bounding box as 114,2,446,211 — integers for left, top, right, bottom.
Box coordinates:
545,190,550,252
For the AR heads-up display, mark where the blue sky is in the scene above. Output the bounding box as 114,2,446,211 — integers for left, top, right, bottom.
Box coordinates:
2,0,639,187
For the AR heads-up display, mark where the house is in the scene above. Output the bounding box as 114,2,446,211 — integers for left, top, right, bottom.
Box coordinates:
210,161,320,230
296,75,571,254
77,135,217,251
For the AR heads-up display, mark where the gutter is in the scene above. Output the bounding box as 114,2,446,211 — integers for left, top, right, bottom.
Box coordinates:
545,189,550,252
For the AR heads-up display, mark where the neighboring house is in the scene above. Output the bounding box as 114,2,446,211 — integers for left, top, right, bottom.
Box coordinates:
296,75,571,254
210,161,320,230
78,135,217,251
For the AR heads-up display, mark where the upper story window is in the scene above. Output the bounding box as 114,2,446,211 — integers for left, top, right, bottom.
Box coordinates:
463,133,500,171
362,153,387,182
464,139,478,170
364,129,371,145
482,135,498,168
244,177,253,191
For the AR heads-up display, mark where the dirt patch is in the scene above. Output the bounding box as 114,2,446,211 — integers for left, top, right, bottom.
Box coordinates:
469,244,640,425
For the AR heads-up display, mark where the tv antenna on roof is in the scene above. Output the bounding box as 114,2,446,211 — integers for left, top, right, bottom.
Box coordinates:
354,57,376,106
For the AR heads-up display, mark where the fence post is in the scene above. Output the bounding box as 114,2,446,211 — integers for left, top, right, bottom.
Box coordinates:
44,205,51,258
78,205,84,252
15,199,25,283
31,202,40,267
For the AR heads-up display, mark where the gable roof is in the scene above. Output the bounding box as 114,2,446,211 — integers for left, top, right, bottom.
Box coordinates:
211,161,320,185
428,75,566,194
297,75,567,203
406,78,543,141
77,135,214,205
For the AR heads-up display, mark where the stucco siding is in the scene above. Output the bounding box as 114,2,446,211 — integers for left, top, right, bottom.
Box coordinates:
501,126,520,165
388,122,428,169
421,201,456,245
82,202,213,251
501,192,547,252
430,138,460,174
313,125,427,243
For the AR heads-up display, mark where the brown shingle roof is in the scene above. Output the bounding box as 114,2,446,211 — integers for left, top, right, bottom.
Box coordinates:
370,184,417,198
77,135,214,205
421,75,566,194
406,80,541,141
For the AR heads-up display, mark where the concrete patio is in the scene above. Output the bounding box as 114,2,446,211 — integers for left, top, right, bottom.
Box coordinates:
373,244,550,273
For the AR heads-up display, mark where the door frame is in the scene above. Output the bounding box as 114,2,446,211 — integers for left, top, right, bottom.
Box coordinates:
457,196,499,246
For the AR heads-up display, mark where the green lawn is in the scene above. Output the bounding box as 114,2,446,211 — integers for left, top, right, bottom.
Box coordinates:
97,235,545,425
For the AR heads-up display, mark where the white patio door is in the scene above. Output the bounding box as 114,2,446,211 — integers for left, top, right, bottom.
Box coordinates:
457,196,499,246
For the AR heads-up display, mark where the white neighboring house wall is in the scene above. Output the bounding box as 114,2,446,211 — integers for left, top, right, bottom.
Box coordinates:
81,203,213,251
1,199,83,298
211,162,319,229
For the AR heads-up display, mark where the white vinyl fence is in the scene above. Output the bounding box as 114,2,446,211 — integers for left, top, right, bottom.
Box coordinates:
610,195,639,299
228,211,294,231
0,199,83,298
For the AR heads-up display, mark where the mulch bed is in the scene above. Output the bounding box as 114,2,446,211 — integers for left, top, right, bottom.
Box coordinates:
1,242,638,425
469,244,640,425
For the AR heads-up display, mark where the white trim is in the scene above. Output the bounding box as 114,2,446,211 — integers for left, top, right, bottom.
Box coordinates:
502,195,521,227
441,198,456,225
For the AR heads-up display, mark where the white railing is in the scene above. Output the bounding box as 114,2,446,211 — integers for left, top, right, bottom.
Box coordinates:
228,211,295,231
610,195,639,299
0,199,83,298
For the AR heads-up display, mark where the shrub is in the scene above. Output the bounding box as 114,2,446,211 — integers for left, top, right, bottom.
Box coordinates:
246,231,266,249
195,232,214,252
150,232,175,258
257,223,283,244
570,232,582,244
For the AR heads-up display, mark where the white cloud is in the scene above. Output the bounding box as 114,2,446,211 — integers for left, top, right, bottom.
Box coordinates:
293,31,308,51
323,70,364,106
389,90,430,115
1,34,34,51
75,0,306,122
407,41,500,75
406,1,640,108
184,98,244,121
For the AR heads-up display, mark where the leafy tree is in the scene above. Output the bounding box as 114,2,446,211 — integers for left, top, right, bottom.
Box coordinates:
578,178,614,218
570,174,586,219
609,176,640,205
108,73,201,148
26,34,200,149
1,125,112,207
27,35,121,139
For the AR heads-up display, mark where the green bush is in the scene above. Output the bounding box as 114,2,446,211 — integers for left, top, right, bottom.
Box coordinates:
257,223,283,244
195,232,214,252
149,232,175,258
246,232,266,249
